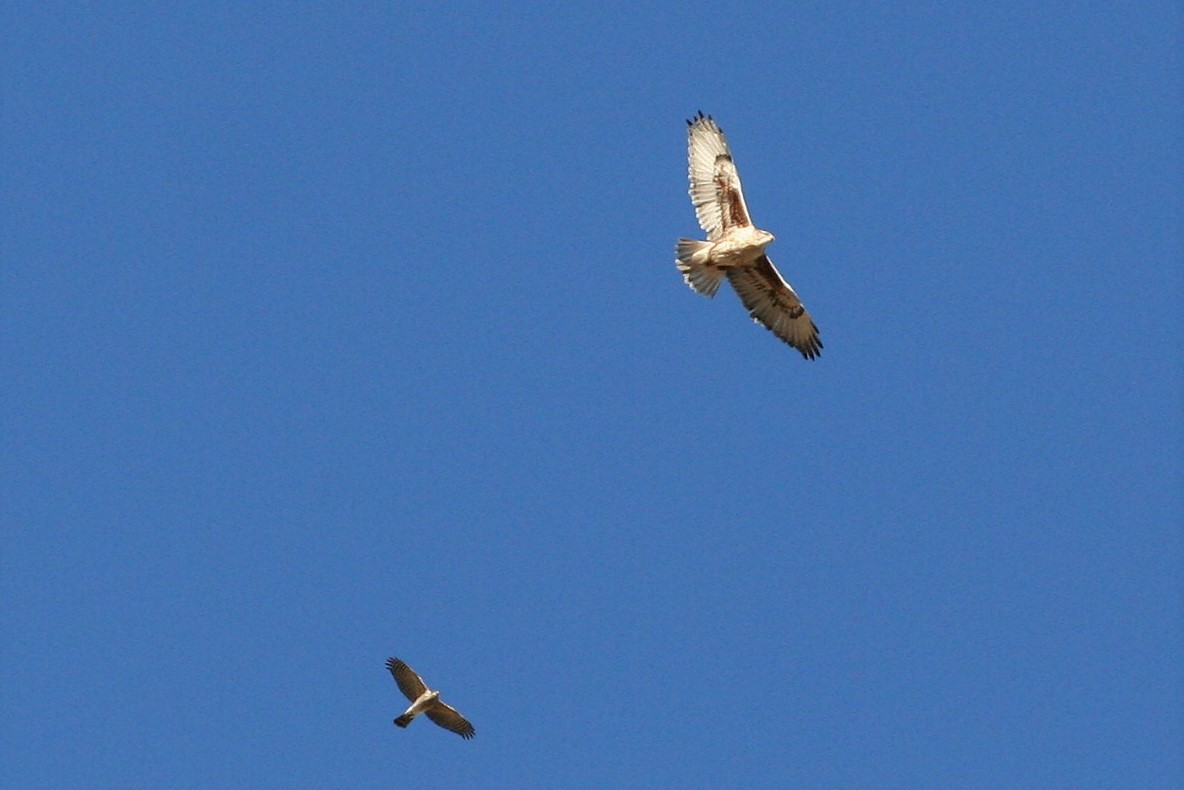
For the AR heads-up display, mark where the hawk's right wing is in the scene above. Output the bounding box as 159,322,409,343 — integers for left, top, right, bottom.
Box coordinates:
426,700,476,740
726,255,823,359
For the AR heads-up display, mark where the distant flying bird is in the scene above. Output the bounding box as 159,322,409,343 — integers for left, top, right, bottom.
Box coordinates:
386,657,475,740
676,111,822,359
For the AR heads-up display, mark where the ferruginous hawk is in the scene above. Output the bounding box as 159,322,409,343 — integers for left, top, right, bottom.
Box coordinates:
676,111,822,359
386,657,475,740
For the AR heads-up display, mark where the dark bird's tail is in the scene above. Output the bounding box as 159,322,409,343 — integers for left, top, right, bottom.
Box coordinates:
394,714,413,728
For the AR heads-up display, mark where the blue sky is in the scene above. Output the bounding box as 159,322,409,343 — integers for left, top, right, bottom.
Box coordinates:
3,2,1181,787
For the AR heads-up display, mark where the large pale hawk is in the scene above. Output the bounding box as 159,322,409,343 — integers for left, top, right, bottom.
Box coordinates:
676,111,822,359
386,657,475,740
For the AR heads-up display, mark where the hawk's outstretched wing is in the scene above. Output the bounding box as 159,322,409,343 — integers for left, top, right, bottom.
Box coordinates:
386,658,428,703
687,112,754,239
426,701,476,740
726,255,823,360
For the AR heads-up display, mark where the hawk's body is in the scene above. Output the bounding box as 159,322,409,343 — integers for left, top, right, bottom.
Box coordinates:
386,657,475,740
676,112,822,359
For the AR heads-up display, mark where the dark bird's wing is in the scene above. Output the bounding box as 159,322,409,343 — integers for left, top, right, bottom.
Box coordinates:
426,700,476,740
386,658,428,702
687,112,755,239
726,255,823,359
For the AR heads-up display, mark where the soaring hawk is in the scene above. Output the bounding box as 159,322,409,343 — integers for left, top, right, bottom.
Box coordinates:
676,111,822,359
386,657,475,740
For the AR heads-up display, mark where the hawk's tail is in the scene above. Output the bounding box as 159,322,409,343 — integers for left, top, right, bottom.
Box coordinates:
675,239,724,297
394,714,413,728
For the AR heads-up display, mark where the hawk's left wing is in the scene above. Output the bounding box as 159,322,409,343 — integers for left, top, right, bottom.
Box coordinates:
386,658,428,702
726,255,823,359
687,112,754,239
426,700,476,740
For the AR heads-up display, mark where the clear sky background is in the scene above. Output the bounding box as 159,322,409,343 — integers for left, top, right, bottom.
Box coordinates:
3,2,1181,787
